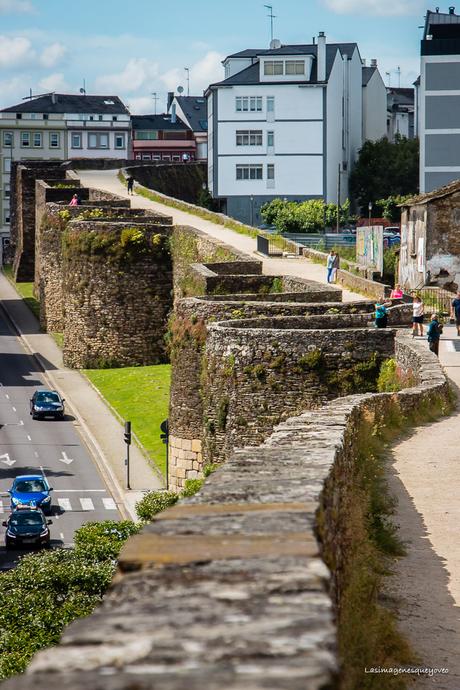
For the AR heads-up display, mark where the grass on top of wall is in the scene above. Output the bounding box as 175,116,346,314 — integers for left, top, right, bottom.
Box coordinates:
83,364,171,476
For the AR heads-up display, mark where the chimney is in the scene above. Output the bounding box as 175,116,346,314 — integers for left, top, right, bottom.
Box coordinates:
167,91,174,111
317,31,326,82
449,6,455,14
370,58,377,68
171,103,177,124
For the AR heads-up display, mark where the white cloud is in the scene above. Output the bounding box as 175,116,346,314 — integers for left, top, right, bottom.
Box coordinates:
126,96,159,115
40,42,66,68
0,0,34,13
95,58,159,93
0,35,34,67
38,72,68,92
160,50,223,95
323,0,424,16
0,75,27,108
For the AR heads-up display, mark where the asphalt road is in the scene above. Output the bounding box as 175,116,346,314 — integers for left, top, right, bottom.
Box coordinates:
0,307,120,569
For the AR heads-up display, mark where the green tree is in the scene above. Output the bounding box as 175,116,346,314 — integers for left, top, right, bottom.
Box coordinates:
349,135,419,213
375,194,413,223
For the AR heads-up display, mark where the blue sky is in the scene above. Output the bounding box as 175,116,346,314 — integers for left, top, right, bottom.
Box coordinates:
0,0,431,113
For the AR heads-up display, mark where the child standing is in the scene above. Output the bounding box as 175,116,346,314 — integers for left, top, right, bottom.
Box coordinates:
412,295,425,337
374,299,392,328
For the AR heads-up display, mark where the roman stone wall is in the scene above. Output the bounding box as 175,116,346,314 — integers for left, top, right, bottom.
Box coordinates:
62,220,173,368
5,333,450,690
126,162,207,204
202,320,395,465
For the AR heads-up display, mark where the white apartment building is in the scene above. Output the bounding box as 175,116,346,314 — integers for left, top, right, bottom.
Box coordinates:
0,93,131,243
362,60,387,142
206,34,386,225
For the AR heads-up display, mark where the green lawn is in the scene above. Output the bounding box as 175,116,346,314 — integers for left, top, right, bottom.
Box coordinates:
2,265,40,320
84,365,171,476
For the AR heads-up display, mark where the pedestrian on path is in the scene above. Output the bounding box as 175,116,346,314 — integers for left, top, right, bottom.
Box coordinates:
412,295,425,337
374,298,392,328
451,291,460,336
69,194,78,207
127,175,134,195
331,251,340,283
390,283,404,300
326,250,337,283
427,313,442,356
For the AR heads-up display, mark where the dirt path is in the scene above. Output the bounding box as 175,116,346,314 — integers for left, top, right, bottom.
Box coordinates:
387,324,460,688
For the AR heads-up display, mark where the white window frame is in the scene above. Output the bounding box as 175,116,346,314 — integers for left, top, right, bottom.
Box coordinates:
285,60,305,75
33,132,42,147
264,60,283,76
49,132,60,148
142,154,151,160
4,209,10,224
267,164,275,179
88,132,109,149
236,164,263,180
236,96,262,112
2,131,13,147
4,184,10,199
21,131,30,148
267,130,274,148
71,132,82,149
114,133,125,149
236,130,263,146
3,158,11,173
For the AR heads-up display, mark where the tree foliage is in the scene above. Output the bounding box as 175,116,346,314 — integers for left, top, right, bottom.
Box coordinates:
260,198,353,233
349,135,419,213
375,194,413,223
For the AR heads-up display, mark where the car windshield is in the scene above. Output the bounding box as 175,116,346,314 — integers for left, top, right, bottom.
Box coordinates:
36,392,60,403
10,513,44,527
15,480,46,493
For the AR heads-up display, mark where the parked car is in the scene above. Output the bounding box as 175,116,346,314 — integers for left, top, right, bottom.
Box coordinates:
3,506,52,549
30,389,65,420
8,474,53,514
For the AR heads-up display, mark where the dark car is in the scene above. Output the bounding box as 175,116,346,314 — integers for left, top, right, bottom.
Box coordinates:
30,389,65,420
3,506,52,549
8,474,53,514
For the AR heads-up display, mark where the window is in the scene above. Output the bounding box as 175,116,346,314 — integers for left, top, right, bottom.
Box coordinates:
264,60,284,75
33,132,42,147
162,154,171,161
99,133,108,148
16,114,22,120
236,96,262,112
4,184,10,199
135,130,158,140
88,132,108,149
4,210,10,224
236,164,263,180
49,132,60,148
112,116,118,121
98,115,103,121
135,153,141,160
115,134,125,149
267,131,274,148
285,60,305,75
3,132,13,147
142,154,151,160
152,155,161,161
3,158,11,173
267,97,275,112
43,114,48,120
172,154,181,161
71,133,82,148
236,130,263,146
267,164,275,179
21,132,30,147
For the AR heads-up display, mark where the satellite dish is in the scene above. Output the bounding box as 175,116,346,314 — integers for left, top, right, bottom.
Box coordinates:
177,85,184,93
79,88,86,94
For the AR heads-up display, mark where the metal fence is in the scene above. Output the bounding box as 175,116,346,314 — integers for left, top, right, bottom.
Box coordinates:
417,287,455,316
256,234,302,257
281,233,356,249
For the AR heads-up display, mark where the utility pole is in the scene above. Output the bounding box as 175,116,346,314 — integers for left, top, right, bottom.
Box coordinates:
386,71,391,87
184,68,190,96
397,65,401,88
151,92,159,114
124,421,131,490
264,4,276,43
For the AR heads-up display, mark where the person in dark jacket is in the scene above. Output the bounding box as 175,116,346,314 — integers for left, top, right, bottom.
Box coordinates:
127,175,134,195
427,313,442,356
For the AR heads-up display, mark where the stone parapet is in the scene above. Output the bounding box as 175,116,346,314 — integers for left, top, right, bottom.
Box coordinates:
3,333,450,690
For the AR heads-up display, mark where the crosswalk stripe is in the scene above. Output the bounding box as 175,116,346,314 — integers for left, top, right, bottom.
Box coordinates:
58,498,72,512
102,497,117,510
80,498,94,511
0,500,4,513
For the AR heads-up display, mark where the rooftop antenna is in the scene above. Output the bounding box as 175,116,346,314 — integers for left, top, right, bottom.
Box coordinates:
79,79,86,95
264,4,276,43
151,92,159,114
385,71,391,87
397,65,401,88
184,67,190,96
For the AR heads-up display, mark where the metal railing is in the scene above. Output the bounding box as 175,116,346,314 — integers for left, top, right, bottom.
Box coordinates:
281,232,356,249
256,234,301,257
416,287,455,316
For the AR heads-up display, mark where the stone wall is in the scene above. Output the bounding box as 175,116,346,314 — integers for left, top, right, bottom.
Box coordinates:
126,162,207,204
4,333,450,690
62,220,173,368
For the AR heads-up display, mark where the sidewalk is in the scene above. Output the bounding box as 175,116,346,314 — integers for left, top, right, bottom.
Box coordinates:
77,169,363,302
0,273,163,520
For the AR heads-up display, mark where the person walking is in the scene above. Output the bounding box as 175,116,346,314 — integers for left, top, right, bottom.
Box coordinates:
450,291,460,336
374,298,392,328
326,250,337,283
127,175,134,195
331,251,340,283
69,194,78,207
412,295,425,337
427,313,442,356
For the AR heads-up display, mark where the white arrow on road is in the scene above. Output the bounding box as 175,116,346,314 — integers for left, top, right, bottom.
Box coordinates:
0,453,15,467
58,451,74,465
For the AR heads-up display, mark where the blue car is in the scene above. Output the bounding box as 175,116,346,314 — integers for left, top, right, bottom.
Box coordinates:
8,475,53,514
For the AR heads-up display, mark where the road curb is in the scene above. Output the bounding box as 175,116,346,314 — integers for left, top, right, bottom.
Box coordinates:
0,299,133,521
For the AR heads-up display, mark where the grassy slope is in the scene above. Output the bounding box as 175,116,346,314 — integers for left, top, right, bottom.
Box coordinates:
84,365,171,476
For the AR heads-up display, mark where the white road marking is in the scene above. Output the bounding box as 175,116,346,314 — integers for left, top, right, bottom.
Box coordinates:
19,420,23,426
12,406,16,412
5,394,9,399
58,451,73,465
53,489,106,493
80,498,94,511
57,498,71,512
59,532,64,540
446,341,456,352
27,435,31,441
34,451,39,458
0,500,4,513
40,466,48,482
102,497,117,510
0,453,15,467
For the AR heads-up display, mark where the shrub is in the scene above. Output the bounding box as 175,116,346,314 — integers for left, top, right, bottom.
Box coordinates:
74,520,140,561
181,479,204,497
135,490,178,521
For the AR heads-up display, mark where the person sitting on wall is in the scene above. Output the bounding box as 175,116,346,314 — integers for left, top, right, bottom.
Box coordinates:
374,299,392,328
390,283,404,300
427,313,442,356
69,194,78,207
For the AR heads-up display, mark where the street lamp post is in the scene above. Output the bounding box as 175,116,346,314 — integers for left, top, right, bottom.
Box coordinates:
250,195,254,226
368,201,373,225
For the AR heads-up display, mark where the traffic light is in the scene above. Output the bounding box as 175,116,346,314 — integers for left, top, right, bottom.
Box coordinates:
124,421,131,445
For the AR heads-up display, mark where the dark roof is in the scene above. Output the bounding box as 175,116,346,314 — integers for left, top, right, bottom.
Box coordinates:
1,93,129,115
425,8,460,37
131,114,190,131
174,96,207,131
362,66,377,86
402,178,460,206
422,9,460,54
210,43,358,89
387,87,414,105
224,49,262,59
413,75,420,86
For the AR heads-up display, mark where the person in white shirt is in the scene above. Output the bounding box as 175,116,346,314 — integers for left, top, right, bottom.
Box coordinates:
412,295,425,337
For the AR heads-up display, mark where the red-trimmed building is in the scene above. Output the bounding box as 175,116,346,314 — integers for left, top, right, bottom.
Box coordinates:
131,113,196,162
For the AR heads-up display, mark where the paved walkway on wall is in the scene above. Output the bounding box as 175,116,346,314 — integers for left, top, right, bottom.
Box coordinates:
76,169,362,302
387,324,460,688
0,273,163,520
